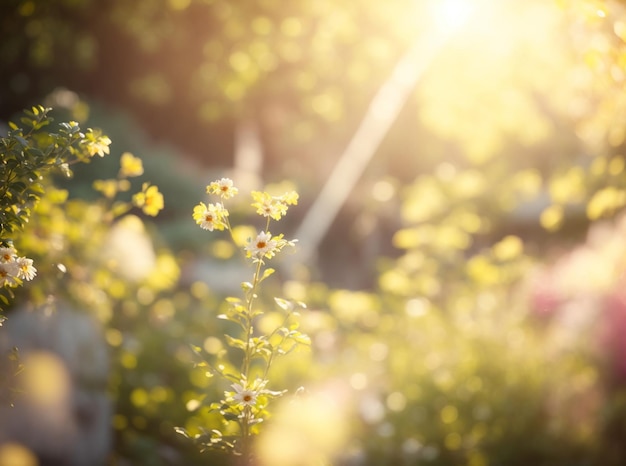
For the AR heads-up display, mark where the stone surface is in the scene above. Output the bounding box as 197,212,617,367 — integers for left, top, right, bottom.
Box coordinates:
0,305,111,466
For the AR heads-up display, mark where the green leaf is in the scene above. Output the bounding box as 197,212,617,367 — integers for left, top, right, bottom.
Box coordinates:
9,181,26,194
224,335,246,350
174,427,190,439
250,337,271,358
4,157,19,170
208,402,223,411
292,332,311,345
249,307,264,318
19,117,35,128
222,412,239,421
217,312,245,326
274,297,292,311
259,267,275,282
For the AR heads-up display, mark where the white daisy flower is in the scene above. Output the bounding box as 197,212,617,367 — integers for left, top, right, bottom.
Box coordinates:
207,178,239,199
0,247,17,263
0,261,20,287
231,383,258,407
245,231,278,259
192,202,228,231
15,257,37,281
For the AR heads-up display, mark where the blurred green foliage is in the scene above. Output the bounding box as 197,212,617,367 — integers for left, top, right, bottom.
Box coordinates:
1,0,625,181
0,104,114,310
0,0,423,172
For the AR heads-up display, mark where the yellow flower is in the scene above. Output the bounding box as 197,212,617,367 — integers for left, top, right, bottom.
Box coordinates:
93,179,118,198
206,178,239,199
119,152,144,178
245,230,278,259
281,191,299,206
82,129,112,157
133,183,164,217
192,202,228,231
251,190,299,221
244,230,297,261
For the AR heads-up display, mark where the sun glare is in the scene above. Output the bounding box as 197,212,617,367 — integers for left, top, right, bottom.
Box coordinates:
432,0,476,34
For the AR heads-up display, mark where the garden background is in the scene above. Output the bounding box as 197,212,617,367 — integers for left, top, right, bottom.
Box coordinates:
2,0,626,465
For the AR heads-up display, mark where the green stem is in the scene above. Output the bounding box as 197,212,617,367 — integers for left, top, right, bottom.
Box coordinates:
239,215,272,377
237,258,262,465
242,258,263,378
261,311,292,381
238,216,271,464
239,406,252,465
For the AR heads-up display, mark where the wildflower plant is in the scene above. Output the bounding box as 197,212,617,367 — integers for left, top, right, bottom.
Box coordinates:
93,151,164,220
0,106,111,315
0,106,164,318
177,179,310,463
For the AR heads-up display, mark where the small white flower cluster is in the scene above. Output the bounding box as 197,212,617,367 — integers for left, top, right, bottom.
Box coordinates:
0,246,37,287
231,381,260,407
228,378,285,409
193,178,298,261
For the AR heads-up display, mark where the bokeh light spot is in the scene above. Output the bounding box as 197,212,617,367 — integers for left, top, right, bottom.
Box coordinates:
0,443,37,466
252,16,273,35
203,336,223,354
371,179,395,202
492,235,523,261
229,51,251,72
540,204,564,231
23,351,70,407
369,342,389,361
440,404,459,424
280,17,302,36
19,1,35,16
386,391,407,412
167,0,190,10
150,386,170,403
131,388,149,408
406,297,429,317
120,351,137,369
256,389,348,465
113,414,128,430
444,432,463,450
186,399,201,412
105,328,123,347
190,281,210,299
349,372,368,390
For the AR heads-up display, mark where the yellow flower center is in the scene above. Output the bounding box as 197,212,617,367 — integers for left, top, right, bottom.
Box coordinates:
257,241,266,249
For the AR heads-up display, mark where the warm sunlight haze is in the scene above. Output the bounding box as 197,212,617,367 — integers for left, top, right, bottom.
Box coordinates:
2,0,626,465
